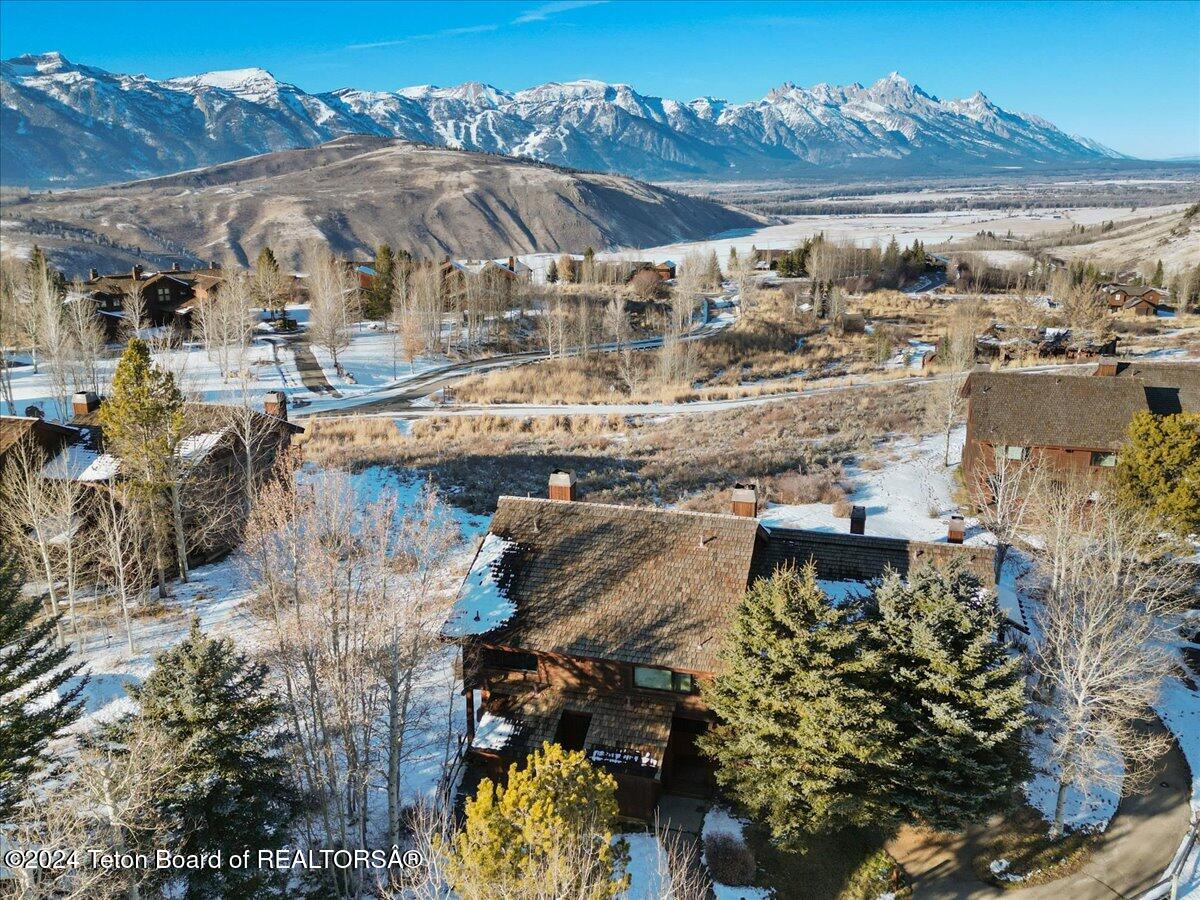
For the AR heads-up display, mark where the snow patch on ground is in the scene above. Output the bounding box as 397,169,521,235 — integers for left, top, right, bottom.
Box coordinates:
1022,721,1121,831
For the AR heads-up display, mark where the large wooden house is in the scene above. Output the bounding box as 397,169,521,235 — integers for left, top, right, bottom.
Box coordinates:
83,263,226,337
1099,283,1168,316
33,390,302,563
443,474,996,819
962,359,1200,488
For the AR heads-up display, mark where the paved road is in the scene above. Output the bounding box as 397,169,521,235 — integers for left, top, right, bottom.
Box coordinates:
302,318,732,417
887,721,1192,899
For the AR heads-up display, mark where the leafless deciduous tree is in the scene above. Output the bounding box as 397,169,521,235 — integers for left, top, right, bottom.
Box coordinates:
1029,480,1189,838
91,484,153,654
122,278,147,341
196,269,255,380
6,720,181,900
64,279,107,395
1,439,70,647
305,246,355,372
243,463,459,899
968,454,1045,581
924,297,983,466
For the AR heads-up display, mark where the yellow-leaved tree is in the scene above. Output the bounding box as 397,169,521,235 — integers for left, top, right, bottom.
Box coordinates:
448,741,630,899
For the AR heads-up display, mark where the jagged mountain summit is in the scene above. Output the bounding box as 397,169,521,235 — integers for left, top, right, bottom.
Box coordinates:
1,52,1124,186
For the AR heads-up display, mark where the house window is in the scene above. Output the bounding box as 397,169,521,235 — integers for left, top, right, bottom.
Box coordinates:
158,287,170,302
633,666,694,693
993,445,1029,463
1090,451,1117,468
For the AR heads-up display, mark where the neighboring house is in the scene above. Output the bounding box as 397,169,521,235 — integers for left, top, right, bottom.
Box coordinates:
443,474,995,819
753,248,789,271
38,390,302,562
925,324,1118,367
439,257,530,299
962,359,1200,488
0,414,77,476
83,263,226,337
625,260,676,282
1099,283,1168,316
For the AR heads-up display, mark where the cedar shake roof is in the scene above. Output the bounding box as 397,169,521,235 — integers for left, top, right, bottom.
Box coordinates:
964,362,1200,451
0,416,76,459
476,496,763,673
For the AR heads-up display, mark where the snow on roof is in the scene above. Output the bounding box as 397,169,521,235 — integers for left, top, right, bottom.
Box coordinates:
42,444,120,482
443,533,518,637
177,429,227,467
472,711,517,751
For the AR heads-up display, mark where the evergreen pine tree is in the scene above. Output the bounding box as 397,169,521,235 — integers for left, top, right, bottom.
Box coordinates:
123,619,300,898
1115,411,1200,535
728,246,739,269
546,259,559,284
699,564,898,846
868,564,1027,831
255,246,279,274
369,243,395,319
0,549,86,817
705,249,722,288
99,339,185,589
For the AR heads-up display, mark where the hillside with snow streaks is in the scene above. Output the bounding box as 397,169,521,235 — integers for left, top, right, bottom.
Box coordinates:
1,52,1122,186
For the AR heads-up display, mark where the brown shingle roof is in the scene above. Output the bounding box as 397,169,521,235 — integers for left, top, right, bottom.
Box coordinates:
477,496,763,673
965,362,1200,451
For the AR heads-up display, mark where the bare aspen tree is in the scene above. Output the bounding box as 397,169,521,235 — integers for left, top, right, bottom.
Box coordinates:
122,277,147,340
244,467,395,898
305,246,355,372
925,297,983,466
26,256,73,418
1,440,67,647
196,269,255,379
1030,480,1189,838
380,481,459,848
92,484,152,654
968,454,1044,581
64,280,107,394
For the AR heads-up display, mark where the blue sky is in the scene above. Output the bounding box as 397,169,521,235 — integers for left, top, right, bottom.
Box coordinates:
2,0,1197,159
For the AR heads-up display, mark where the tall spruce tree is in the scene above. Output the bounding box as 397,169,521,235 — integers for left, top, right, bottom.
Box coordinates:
99,338,185,591
868,564,1027,830
699,564,898,846
123,619,300,898
1115,411,1200,536
0,549,86,816
369,243,395,319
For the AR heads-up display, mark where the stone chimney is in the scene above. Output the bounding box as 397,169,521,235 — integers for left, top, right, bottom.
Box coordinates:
263,391,288,422
508,256,517,272
71,391,100,417
548,470,576,502
1094,357,1120,376
131,264,144,279
849,505,866,535
88,267,99,280
948,515,965,545
730,483,758,518
172,262,181,271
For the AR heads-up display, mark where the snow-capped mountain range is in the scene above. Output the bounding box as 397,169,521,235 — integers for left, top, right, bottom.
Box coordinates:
1,51,1125,187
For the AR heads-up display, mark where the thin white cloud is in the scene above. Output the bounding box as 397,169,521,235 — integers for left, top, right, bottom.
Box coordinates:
513,0,607,25
347,23,499,51
347,0,603,52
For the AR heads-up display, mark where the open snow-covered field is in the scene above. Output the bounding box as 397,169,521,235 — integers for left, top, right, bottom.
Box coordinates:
506,203,1188,282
